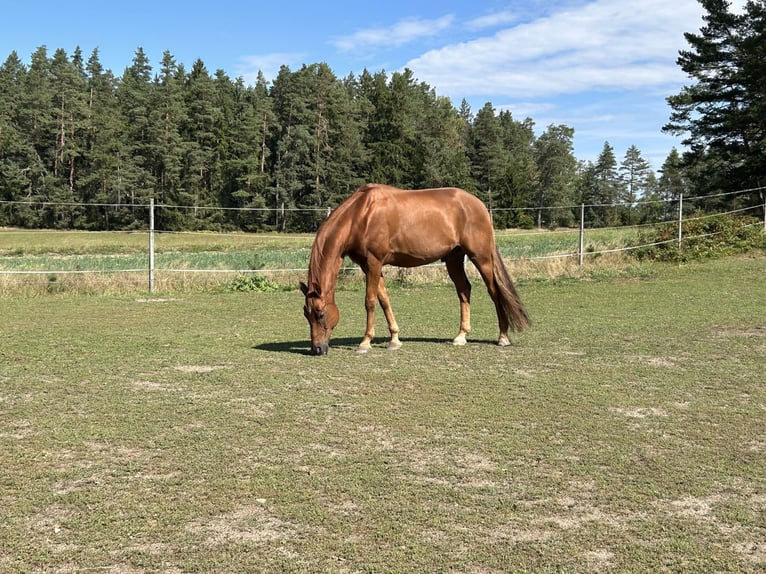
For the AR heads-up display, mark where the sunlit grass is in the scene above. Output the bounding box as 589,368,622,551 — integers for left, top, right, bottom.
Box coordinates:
1,256,764,572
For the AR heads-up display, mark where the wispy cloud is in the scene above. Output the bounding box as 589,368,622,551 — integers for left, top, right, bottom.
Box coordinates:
466,10,520,31
331,15,454,52
406,0,704,100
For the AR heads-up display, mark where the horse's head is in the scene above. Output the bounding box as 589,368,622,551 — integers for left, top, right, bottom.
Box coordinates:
300,282,339,355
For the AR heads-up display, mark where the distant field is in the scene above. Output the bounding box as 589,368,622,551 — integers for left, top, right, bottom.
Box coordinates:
0,227,645,296
1,255,764,572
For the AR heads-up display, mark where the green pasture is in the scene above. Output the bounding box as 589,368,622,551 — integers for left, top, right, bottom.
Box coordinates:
1,255,764,572
0,227,643,296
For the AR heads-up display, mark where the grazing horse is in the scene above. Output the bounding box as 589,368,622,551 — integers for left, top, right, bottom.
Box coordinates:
300,184,530,355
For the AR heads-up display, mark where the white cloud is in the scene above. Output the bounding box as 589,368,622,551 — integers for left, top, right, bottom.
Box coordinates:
406,0,705,99
331,15,455,52
466,10,520,31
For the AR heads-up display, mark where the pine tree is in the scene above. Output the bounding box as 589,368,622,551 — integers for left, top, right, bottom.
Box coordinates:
534,124,576,228
420,95,472,191
497,112,538,228
49,47,89,226
658,147,689,205
0,51,29,224
182,59,221,224
593,142,622,227
80,48,121,228
117,47,155,227
664,0,766,204
19,46,56,226
152,51,186,215
619,145,652,224
469,103,504,217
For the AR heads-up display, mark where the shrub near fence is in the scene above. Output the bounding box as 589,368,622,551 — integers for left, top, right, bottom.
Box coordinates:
1,189,764,295
633,214,766,262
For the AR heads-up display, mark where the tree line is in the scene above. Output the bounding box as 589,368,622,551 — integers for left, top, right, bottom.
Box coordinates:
0,0,762,232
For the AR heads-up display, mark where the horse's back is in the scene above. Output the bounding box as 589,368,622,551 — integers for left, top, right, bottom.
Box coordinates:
344,184,494,265
355,184,488,220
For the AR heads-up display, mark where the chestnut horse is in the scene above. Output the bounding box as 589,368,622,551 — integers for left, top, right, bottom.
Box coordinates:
300,184,530,355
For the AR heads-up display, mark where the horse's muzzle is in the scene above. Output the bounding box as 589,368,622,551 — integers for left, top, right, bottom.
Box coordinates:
312,343,329,356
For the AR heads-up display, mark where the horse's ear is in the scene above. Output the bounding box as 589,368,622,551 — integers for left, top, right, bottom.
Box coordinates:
300,281,321,298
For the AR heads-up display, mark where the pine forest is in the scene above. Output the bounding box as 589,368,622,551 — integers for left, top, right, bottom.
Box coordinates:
0,2,763,232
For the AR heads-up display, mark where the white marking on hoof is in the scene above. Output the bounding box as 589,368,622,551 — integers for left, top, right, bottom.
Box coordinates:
388,340,402,351
452,335,467,346
356,344,371,354
498,335,511,347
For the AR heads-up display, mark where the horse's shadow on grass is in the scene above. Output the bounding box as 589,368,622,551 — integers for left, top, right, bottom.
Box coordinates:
253,336,496,355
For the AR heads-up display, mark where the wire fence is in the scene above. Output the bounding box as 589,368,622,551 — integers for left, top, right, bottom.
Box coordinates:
1,188,764,293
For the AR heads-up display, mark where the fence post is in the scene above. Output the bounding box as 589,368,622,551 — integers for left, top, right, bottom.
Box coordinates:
677,193,684,249
578,203,585,266
149,198,155,293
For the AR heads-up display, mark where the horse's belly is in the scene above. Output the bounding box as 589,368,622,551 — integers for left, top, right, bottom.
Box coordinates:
386,252,442,267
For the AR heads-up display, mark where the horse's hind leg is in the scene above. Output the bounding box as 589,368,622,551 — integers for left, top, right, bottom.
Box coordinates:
445,250,472,345
470,255,511,347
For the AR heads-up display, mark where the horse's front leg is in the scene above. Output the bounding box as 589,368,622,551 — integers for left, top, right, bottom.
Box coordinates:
376,275,401,350
357,265,381,353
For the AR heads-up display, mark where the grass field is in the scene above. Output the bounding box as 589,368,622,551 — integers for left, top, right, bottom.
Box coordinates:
1,252,764,572
0,227,644,296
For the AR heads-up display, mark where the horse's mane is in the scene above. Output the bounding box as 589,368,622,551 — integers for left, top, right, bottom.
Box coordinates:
307,185,374,290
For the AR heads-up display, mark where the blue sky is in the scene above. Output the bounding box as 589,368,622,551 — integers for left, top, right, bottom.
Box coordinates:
1,0,741,168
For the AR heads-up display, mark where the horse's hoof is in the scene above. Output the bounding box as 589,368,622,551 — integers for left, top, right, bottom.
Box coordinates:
388,341,402,351
356,345,371,354
452,335,467,346
498,336,511,347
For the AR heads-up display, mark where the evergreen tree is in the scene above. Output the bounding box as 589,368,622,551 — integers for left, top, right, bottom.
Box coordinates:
636,170,664,223
237,72,277,230
182,58,222,226
497,112,538,228
618,145,652,224
19,46,57,226
593,142,622,226
80,48,122,228
658,148,688,201
270,64,323,230
117,47,155,227
573,161,602,227
152,51,186,217
0,51,29,224
469,102,504,218
664,0,766,208
420,95,472,191
533,124,576,228
49,47,89,226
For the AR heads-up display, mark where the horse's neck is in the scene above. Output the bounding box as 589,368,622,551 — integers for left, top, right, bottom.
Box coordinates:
311,222,348,298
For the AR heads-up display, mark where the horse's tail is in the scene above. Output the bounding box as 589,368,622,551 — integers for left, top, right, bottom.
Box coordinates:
492,245,531,331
